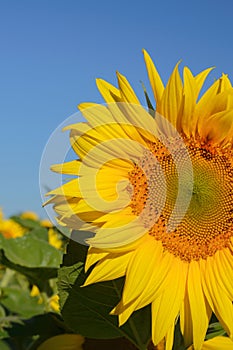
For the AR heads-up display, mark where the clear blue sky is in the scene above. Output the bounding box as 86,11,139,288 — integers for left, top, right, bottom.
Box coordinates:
1,0,233,218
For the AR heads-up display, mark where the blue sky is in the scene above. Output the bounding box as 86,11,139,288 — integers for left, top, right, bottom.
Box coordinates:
1,0,233,219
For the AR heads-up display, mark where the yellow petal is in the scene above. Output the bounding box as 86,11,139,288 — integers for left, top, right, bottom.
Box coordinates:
113,102,158,143
214,249,233,300
151,259,187,346
96,78,122,103
194,77,233,133
200,258,233,337
188,261,211,350
50,160,81,175
143,49,164,107
95,233,149,254
124,252,177,312
201,336,233,350
180,66,196,135
165,323,175,350
46,179,80,198
63,121,91,134
86,218,147,249
70,123,147,164
160,62,183,128
217,74,232,92
181,66,213,136
53,201,80,219
194,67,214,99
180,292,193,349
117,71,140,104
83,251,132,286
120,238,163,306
78,103,114,126
203,109,233,144
85,247,110,272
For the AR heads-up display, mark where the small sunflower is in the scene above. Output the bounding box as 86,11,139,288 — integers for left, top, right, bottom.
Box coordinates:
41,219,63,249
47,51,233,350
0,209,25,238
21,211,39,221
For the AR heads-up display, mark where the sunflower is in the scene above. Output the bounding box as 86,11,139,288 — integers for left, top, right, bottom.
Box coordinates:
46,50,233,350
0,209,25,238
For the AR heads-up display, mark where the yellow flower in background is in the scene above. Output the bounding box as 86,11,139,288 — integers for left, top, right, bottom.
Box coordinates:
0,208,25,238
30,285,60,312
41,219,53,228
49,294,60,312
48,228,63,249
30,285,43,304
47,51,233,350
21,211,39,221
41,219,63,249
0,209,63,249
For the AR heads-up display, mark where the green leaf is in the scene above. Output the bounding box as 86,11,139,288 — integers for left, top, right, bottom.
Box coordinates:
172,321,185,350
2,313,67,339
0,234,62,268
0,313,69,350
0,330,9,340
0,340,11,350
0,251,58,289
30,227,49,241
84,338,141,350
11,216,41,229
0,287,45,318
0,305,5,318
205,322,227,340
140,81,155,116
58,238,151,350
0,314,24,339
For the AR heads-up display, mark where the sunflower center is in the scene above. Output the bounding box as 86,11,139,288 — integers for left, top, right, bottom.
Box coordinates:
129,137,233,262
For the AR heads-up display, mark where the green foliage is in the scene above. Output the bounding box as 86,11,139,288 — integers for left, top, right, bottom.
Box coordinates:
1,313,67,339
0,252,58,290
0,287,45,318
205,322,227,340
140,81,155,116
172,321,185,350
0,232,62,268
0,228,62,290
0,340,11,350
0,313,69,350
